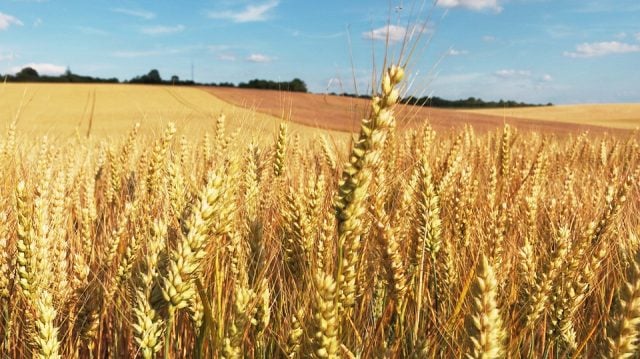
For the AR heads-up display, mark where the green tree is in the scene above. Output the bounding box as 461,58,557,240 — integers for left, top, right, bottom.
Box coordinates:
17,67,39,78
289,78,307,92
147,69,162,83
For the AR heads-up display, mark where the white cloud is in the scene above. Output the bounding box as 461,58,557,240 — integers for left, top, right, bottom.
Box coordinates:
362,25,426,43
291,30,345,40
447,48,469,56
10,63,66,75
541,74,553,82
0,52,16,61
112,48,185,58
436,0,502,12
494,69,532,79
482,35,496,42
207,0,279,23
141,25,185,35
0,12,23,30
573,2,640,14
111,8,156,20
209,45,237,61
563,41,640,58
246,53,272,63
614,32,627,39
545,25,575,39
112,50,161,58
363,25,405,42
217,54,237,61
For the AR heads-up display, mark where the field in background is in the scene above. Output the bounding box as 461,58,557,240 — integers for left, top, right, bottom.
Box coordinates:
0,72,639,358
204,86,636,134
0,83,342,141
464,104,640,129
2,83,637,140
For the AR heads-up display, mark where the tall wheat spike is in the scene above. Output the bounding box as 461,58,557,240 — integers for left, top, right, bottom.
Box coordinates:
606,244,640,359
334,65,404,316
466,255,505,359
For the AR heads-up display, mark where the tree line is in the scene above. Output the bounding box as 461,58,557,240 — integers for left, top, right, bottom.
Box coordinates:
237,78,307,92
334,92,551,108
3,67,308,93
402,95,552,108
2,67,119,83
2,67,550,107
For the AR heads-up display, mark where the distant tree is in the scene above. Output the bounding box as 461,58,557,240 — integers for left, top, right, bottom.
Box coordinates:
147,69,162,84
64,67,74,82
129,69,163,84
3,67,119,83
238,78,308,92
289,78,307,92
171,75,179,84
17,67,39,78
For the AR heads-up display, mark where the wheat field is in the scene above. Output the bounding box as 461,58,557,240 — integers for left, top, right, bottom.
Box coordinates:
0,66,639,358
0,83,341,141
464,104,640,130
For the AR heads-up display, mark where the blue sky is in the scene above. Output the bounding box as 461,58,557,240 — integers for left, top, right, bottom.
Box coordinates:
1,0,639,104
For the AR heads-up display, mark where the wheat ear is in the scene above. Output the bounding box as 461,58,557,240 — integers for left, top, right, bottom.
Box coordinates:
606,245,640,359
466,255,506,359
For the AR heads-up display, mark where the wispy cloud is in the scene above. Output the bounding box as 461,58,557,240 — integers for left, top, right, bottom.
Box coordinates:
0,12,24,30
208,44,234,52
362,25,426,43
77,26,109,36
447,48,469,56
614,32,627,39
545,25,576,39
291,30,344,40
111,8,156,20
436,0,502,13
208,45,237,61
217,54,237,61
141,25,185,35
636,32,640,41
563,41,640,58
0,52,16,61
33,18,42,27
207,0,279,23
494,69,532,79
482,35,496,42
542,74,553,82
573,1,640,13
246,53,272,63
10,63,66,75
111,48,186,58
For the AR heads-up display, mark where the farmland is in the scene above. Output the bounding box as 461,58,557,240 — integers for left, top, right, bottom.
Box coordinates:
0,83,341,140
205,86,634,134
4,0,640,355
464,104,640,130
2,82,633,141
0,65,639,359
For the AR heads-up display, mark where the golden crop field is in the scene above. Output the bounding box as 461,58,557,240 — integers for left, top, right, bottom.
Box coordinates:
464,104,640,130
0,83,341,141
0,65,639,359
